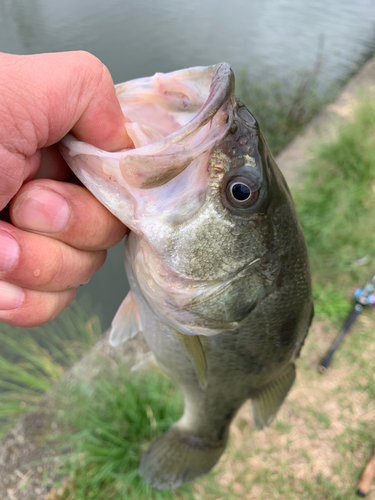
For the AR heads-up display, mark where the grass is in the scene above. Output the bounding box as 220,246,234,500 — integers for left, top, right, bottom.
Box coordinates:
49,364,194,500
294,99,375,321
0,302,101,438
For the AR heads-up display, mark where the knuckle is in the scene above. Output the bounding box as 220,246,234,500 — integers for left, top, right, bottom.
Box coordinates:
28,241,69,289
0,288,76,327
45,289,77,323
81,208,123,249
31,289,76,326
37,249,64,289
75,51,109,90
73,50,102,71
93,249,107,273
42,245,105,289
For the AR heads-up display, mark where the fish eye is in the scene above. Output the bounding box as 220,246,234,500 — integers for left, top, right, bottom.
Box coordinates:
225,176,260,209
231,182,250,201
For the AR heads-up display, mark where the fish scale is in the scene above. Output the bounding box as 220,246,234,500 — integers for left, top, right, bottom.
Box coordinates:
60,62,313,490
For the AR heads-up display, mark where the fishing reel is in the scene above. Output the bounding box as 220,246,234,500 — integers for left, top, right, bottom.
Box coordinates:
354,285,375,306
319,273,375,372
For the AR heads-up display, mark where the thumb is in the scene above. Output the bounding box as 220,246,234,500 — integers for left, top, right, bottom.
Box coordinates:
0,51,131,209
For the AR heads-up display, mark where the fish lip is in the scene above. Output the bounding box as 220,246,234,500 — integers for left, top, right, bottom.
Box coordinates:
61,62,234,158
119,62,234,156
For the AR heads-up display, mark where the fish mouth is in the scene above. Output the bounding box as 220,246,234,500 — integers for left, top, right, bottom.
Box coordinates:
116,63,234,156
59,63,236,232
116,62,235,189
60,63,235,191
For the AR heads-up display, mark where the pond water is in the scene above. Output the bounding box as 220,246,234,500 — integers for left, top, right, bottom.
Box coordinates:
1,0,375,328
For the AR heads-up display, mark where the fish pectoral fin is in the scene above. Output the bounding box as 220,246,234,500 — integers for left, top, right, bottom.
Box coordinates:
109,291,142,347
173,330,207,390
140,424,226,490
251,363,296,430
131,352,169,379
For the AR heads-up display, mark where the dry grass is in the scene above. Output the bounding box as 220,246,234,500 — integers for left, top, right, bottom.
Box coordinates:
189,314,375,499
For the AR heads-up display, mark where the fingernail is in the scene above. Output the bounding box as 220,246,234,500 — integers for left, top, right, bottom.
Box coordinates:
15,188,70,233
0,231,19,272
0,281,25,310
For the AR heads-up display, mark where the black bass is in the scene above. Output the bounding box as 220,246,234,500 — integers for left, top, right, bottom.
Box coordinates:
59,63,313,490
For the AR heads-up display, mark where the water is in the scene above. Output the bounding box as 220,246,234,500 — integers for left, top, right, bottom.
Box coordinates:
1,0,375,328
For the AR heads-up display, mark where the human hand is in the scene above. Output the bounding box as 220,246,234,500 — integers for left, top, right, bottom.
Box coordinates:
0,51,131,327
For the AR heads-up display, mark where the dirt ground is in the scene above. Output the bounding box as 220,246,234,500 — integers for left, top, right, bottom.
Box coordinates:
190,315,375,499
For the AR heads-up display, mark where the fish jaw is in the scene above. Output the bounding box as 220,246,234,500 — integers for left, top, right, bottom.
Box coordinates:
59,63,234,232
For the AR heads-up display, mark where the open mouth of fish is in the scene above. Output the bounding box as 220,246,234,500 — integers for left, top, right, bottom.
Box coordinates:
59,63,235,232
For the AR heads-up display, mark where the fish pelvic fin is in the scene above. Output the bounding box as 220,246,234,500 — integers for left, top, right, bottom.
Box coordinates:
173,330,207,389
131,352,169,379
109,292,142,347
251,363,296,430
140,424,226,490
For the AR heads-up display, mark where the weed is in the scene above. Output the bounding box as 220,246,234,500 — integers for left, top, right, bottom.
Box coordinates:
0,302,101,438
294,100,375,322
51,363,193,500
275,419,293,434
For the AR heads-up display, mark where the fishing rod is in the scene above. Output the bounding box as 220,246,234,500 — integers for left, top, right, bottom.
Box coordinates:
318,274,375,373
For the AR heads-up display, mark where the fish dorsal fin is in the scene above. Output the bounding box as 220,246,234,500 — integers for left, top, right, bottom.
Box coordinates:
173,330,207,390
251,363,296,430
109,291,142,346
131,352,169,378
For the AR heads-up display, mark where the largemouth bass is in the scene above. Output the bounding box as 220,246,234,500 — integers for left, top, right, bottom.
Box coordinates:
59,63,313,490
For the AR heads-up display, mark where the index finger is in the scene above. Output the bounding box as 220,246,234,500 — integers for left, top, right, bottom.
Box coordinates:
10,179,128,251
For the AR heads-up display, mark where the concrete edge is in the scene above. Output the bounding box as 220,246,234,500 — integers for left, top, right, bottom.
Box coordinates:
276,53,375,189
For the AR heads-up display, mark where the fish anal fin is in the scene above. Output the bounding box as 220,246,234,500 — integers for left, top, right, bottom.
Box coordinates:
109,291,142,347
251,363,296,430
174,330,207,389
140,424,226,490
131,352,169,379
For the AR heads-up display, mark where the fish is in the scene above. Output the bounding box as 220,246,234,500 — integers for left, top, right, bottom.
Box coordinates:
59,63,313,490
